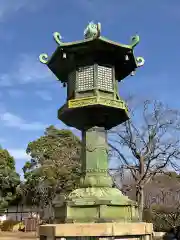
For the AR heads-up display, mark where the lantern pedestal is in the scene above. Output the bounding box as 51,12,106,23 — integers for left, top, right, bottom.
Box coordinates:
53,127,139,223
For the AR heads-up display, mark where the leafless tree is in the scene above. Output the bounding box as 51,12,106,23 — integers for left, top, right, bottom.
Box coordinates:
119,170,180,228
109,98,180,219
150,185,180,229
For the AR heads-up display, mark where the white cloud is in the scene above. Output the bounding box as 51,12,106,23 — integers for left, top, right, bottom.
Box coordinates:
0,103,6,113
0,53,52,87
0,137,6,143
0,0,25,20
0,28,14,41
0,0,48,21
0,74,13,87
72,0,137,26
0,112,47,131
36,90,52,101
161,2,180,20
8,89,24,98
16,54,51,84
8,148,30,160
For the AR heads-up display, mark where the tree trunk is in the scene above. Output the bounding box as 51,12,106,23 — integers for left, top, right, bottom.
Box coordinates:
136,185,144,221
137,156,145,221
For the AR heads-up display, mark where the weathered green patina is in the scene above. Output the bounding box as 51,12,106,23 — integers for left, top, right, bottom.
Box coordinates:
39,22,144,223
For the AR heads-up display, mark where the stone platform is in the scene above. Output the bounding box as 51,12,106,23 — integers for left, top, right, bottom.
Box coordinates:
39,222,153,240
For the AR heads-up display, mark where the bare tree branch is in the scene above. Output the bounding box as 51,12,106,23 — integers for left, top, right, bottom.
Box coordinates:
109,98,180,219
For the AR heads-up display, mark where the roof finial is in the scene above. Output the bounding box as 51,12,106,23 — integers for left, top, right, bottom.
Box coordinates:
84,21,101,39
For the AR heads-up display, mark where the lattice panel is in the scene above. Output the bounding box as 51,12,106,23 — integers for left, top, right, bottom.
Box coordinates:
77,66,94,91
97,65,113,91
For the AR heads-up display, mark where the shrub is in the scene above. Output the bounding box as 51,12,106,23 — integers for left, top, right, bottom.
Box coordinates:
143,207,153,222
0,219,20,231
19,222,25,232
143,205,180,232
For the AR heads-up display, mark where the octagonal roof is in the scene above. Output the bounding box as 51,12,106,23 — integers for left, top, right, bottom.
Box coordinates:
39,22,145,83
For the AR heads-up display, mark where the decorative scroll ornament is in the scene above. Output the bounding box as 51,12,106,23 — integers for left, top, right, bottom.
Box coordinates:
131,34,140,48
136,57,145,67
84,21,101,39
39,53,49,64
53,32,62,45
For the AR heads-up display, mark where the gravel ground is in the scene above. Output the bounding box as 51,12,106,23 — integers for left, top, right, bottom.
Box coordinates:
0,231,38,240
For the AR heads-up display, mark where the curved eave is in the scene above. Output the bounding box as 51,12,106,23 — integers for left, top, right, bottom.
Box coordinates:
55,36,132,49
46,36,132,64
45,36,137,82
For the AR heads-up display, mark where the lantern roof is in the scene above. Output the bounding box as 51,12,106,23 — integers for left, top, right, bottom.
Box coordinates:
39,22,145,82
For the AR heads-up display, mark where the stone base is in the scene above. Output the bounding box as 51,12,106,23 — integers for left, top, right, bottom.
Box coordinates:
39,222,153,240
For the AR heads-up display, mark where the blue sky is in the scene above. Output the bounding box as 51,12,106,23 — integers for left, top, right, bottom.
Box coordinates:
0,0,180,176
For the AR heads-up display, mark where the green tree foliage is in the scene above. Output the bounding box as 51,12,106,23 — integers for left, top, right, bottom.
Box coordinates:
0,147,20,211
22,125,81,208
